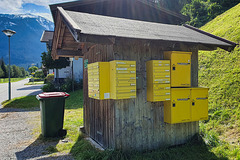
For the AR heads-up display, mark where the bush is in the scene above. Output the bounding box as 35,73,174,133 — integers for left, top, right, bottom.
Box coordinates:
42,78,83,92
41,82,58,92
44,74,54,83
60,78,83,92
35,71,45,79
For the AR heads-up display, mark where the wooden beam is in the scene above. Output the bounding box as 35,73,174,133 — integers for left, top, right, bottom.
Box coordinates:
57,49,83,57
79,34,115,45
57,23,66,48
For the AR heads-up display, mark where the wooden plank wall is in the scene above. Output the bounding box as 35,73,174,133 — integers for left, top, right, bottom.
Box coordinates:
83,39,199,150
83,44,115,149
112,39,199,150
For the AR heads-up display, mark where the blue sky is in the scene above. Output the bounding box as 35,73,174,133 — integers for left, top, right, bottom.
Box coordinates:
0,0,70,21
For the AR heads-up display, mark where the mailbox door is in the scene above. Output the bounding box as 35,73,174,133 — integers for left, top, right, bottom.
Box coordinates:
164,88,191,124
171,53,191,87
191,88,209,121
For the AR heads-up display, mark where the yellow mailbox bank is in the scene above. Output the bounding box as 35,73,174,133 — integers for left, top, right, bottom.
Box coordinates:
164,88,209,124
146,60,171,102
88,62,110,100
110,60,136,99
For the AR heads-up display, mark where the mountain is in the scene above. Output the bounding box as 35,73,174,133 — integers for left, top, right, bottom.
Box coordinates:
0,13,54,69
198,3,240,158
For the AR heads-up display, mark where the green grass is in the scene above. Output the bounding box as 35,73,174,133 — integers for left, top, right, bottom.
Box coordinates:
24,81,44,85
1,95,39,109
1,89,231,160
198,3,240,160
0,77,26,83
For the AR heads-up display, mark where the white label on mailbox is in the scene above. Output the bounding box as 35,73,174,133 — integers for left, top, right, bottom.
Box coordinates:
104,93,110,99
116,62,126,64
118,71,128,73
158,61,163,63
165,75,170,77
165,64,170,66
130,65,135,67
130,77,135,79
165,87,170,89
166,98,170,101
117,68,127,70
158,64,163,66
166,93,170,95
165,81,170,83
130,71,135,73
131,84,136,86
165,70,170,72
131,90,136,92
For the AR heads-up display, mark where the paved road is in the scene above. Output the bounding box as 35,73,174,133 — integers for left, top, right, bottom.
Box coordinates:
0,78,43,107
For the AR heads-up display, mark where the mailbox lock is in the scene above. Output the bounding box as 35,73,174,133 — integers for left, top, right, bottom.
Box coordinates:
192,100,195,106
172,64,176,71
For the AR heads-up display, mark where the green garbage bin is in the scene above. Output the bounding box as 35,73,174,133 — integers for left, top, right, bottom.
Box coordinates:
36,92,70,137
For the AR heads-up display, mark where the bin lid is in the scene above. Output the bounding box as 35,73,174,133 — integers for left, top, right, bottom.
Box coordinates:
37,92,70,99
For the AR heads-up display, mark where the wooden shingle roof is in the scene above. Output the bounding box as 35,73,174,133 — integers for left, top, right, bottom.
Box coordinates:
59,7,236,51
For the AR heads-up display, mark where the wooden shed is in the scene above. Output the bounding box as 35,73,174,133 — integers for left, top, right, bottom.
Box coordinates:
50,3,236,150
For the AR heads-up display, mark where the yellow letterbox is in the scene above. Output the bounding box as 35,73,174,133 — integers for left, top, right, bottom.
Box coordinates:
110,60,136,99
88,62,110,100
146,60,171,102
164,88,208,124
191,88,209,121
164,51,192,87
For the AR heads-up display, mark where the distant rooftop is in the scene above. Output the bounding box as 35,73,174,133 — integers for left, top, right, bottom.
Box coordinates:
40,30,54,42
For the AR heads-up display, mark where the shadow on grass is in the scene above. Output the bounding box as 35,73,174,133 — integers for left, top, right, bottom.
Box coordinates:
70,134,228,160
0,95,39,112
15,135,73,160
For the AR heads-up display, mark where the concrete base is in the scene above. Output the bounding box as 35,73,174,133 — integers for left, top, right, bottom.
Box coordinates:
85,137,105,151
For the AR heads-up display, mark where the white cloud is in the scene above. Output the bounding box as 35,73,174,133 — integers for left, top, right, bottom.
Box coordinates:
0,0,23,13
22,0,69,8
0,0,69,21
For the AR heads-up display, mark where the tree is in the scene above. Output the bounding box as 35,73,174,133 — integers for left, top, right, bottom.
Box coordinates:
12,65,22,78
0,67,4,78
181,0,240,27
41,51,70,82
20,67,26,77
0,58,7,78
28,66,38,74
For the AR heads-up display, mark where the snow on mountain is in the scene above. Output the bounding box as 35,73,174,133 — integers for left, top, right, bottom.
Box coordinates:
0,13,54,68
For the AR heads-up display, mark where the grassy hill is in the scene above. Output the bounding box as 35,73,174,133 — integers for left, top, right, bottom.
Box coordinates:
199,3,240,158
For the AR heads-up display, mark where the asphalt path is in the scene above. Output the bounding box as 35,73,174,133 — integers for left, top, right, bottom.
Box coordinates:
0,78,43,108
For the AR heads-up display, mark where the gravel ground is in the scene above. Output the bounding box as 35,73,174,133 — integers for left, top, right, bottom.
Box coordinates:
0,108,74,160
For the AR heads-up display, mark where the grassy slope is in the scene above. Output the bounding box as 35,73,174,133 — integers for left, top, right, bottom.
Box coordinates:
199,3,240,158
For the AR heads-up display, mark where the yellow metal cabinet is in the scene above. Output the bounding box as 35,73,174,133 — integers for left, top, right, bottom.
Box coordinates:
146,60,171,102
164,88,208,124
164,51,192,87
110,60,136,99
191,88,209,121
164,88,191,124
88,62,110,100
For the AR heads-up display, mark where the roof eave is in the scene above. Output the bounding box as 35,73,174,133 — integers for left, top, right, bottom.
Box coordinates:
57,7,81,42
183,24,237,51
